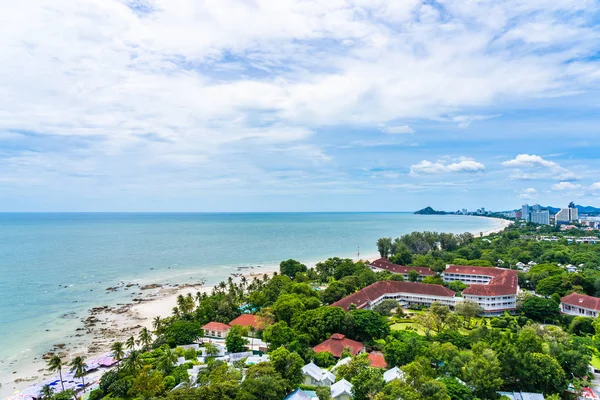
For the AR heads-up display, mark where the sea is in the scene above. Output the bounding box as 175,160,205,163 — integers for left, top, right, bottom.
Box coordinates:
0,212,502,385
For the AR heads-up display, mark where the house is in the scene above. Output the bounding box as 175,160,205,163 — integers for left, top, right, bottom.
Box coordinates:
331,379,353,400
367,353,387,368
202,322,231,338
312,334,364,358
284,388,318,400
330,357,352,373
383,366,405,383
229,314,269,330
560,293,600,318
515,262,525,270
301,362,335,386
369,258,435,281
497,391,545,400
565,264,577,273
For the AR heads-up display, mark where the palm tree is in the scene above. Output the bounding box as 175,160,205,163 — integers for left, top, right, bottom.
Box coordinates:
138,327,153,351
158,346,177,374
152,316,162,332
69,356,87,392
47,355,65,392
124,350,143,375
41,384,54,400
111,341,125,370
126,335,136,350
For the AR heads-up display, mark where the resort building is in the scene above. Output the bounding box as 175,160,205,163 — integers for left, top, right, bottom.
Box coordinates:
331,281,456,311
330,379,353,400
560,293,600,318
443,265,519,315
369,258,435,281
312,334,364,358
383,366,405,383
202,321,231,338
367,352,387,368
301,362,336,386
332,265,519,316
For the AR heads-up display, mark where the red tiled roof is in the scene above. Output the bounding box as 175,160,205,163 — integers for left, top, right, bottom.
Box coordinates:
202,321,231,331
368,352,388,368
229,314,269,329
331,281,455,311
447,265,519,297
312,334,364,358
370,258,435,276
561,293,600,311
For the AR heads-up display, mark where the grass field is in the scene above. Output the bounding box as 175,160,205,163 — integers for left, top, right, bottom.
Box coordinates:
390,322,427,335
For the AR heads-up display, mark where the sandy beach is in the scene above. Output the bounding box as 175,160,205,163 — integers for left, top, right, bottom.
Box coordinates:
1,215,512,399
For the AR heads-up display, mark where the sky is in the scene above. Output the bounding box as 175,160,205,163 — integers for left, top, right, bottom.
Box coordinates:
1,0,600,212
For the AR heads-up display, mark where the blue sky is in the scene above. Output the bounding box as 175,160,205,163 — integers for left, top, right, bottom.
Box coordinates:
1,0,600,212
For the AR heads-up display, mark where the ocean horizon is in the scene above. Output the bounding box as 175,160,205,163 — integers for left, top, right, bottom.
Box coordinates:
0,212,504,392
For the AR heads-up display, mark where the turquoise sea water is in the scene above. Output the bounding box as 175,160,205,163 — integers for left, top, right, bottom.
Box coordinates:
0,213,501,373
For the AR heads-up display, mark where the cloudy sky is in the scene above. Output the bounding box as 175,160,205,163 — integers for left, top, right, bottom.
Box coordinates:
1,0,600,212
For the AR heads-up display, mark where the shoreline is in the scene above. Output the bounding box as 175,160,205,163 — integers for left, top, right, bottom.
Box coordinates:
1,216,511,399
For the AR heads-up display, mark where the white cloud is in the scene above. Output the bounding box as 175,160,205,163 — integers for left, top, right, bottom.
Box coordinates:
410,158,485,175
552,182,581,191
590,182,600,190
519,187,537,199
503,154,579,181
381,125,414,134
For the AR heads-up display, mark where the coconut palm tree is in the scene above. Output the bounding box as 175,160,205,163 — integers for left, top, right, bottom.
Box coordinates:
124,350,143,375
138,327,153,351
41,384,54,400
126,335,136,350
158,346,177,374
47,355,65,392
152,316,162,332
111,341,125,370
69,356,87,392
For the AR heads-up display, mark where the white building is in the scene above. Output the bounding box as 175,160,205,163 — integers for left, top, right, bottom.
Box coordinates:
556,206,578,224
383,367,405,383
560,293,600,318
522,204,530,222
530,210,550,225
331,379,353,400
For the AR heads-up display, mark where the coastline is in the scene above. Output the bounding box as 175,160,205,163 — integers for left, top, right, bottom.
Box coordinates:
1,216,511,399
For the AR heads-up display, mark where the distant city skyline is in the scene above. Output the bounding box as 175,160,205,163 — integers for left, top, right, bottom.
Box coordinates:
1,1,600,211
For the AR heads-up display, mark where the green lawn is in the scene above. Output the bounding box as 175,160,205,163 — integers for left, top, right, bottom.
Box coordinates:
591,354,600,370
390,322,427,335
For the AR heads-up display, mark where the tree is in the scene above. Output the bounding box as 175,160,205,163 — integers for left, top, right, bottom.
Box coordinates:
279,259,307,280
111,341,125,371
164,320,203,347
373,299,398,316
126,335,136,350
407,270,420,282
346,309,390,342
315,386,331,400
236,363,288,400
47,355,65,392
351,367,385,400
415,302,460,335
41,384,54,400
390,244,413,265
273,294,306,324
125,350,144,375
131,366,165,400
269,347,304,387
69,356,88,392
153,316,162,332
522,353,566,394
377,238,393,258
384,335,423,367
570,316,595,336
205,342,220,359
322,281,348,304
520,296,560,322
461,346,503,399
438,377,474,400
335,353,371,382
454,300,483,328
313,351,336,368
138,327,153,351
158,345,178,374
226,325,248,353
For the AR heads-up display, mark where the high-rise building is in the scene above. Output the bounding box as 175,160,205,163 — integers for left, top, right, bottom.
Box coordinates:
532,204,541,211
522,204,530,222
556,203,579,224
531,210,550,225
462,209,468,215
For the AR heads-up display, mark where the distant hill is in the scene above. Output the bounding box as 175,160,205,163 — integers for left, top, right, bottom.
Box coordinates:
414,206,449,215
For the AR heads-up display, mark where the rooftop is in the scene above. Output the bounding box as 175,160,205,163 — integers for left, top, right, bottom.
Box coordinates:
229,314,268,329
331,280,455,311
368,352,387,368
312,334,364,358
446,265,519,296
202,321,231,331
561,292,600,311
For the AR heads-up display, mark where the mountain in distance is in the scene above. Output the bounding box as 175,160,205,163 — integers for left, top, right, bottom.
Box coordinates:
414,206,450,215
